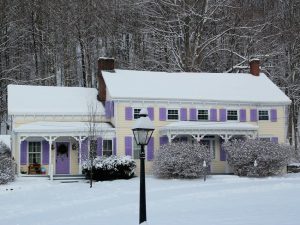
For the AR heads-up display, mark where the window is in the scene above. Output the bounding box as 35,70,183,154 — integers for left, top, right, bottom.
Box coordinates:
201,138,216,159
133,141,140,159
167,109,179,120
258,110,269,120
259,137,271,142
28,142,41,164
103,140,113,156
134,108,141,119
211,140,216,159
227,110,238,121
198,110,209,120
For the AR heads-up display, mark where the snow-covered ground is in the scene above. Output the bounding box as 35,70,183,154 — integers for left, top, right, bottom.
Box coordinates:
1,174,300,225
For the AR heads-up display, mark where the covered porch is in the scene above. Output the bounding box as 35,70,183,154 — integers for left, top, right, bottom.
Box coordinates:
159,121,258,173
13,121,115,179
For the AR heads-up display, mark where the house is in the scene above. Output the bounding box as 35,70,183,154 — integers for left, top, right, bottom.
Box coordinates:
8,58,291,176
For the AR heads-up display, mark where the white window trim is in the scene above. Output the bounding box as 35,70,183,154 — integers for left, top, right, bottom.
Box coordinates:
259,137,272,142
197,108,210,121
167,108,180,121
258,109,270,121
28,141,42,165
102,139,113,157
201,136,217,160
133,107,142,120
226,109,239,121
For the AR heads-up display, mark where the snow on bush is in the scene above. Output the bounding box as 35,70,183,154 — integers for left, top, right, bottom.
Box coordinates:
153,142,212,179
0,141,15,184
222,139,292,177
82,155,136,181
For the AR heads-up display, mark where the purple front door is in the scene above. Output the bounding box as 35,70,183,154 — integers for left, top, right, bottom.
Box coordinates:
56,143,70,174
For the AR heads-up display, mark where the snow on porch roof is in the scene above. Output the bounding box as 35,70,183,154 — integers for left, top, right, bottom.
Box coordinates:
160,121,259,131
14,122,114,133
7,85,105,116
102,70,291,104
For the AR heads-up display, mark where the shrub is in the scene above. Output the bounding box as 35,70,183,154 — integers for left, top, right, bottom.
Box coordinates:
0,141,15,184
222,139,292,177
153,142,212,179
82,155,136,181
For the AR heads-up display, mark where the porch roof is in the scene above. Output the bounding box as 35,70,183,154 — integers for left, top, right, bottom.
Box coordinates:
14,121,115,136
160,121,258,140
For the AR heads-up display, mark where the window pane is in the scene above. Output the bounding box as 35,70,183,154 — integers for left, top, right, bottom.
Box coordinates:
103,140,112,157
198,110,208,120
134,108,141,119
258,110,269,120
260,138,271,142
227,110,238,120
28,142,41,164
167,109,179,120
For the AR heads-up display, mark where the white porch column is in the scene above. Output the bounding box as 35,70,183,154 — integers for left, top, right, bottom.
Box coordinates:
74,136,86,175
17,136,21,176
48,139,53,180
78,139,82,174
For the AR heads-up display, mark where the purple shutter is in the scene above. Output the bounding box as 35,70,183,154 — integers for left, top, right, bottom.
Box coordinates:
190,108,197,121
220,146,226,161
210,108,217,121
42,140,49,165
271,109,277,122
147,107,154,121
239,109,246,122
159,136,168,146
180,108,187,121
111,101,115,117
125,136,132,156
105,101,111,119
219,109,227,122
159,108,166,121
20,140,27,165
97,137,102,156
147,137,154,161
250,109,257,122
81,139,88,161
113,137,117,155
271,137,278,143
125,107,133,120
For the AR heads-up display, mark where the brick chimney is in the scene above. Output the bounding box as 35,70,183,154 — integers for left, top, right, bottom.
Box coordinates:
97,57,115,103
249,58,260,76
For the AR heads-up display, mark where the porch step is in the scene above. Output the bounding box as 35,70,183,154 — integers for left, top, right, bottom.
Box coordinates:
20,174,49,179
52,175,86,181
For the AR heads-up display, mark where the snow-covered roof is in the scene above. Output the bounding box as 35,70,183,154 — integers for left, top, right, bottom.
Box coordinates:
14,122,114,133
8,85,105,116
0,135,11,147
102,70,291,104
161,121,258,131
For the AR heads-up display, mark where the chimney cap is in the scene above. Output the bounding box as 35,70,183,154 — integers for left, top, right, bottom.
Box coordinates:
249,57,260,62
98,57,115,60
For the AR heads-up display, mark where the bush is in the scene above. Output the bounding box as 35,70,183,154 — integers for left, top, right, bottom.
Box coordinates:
222,139,292,177
0,141,15,184
82,155,136,181
153,142,212,179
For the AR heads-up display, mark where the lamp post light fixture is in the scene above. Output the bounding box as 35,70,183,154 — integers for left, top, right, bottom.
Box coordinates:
132,108,155,224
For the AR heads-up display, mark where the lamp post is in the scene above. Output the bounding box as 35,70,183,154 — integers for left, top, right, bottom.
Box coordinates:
203,160,207,182
132,108,155,224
